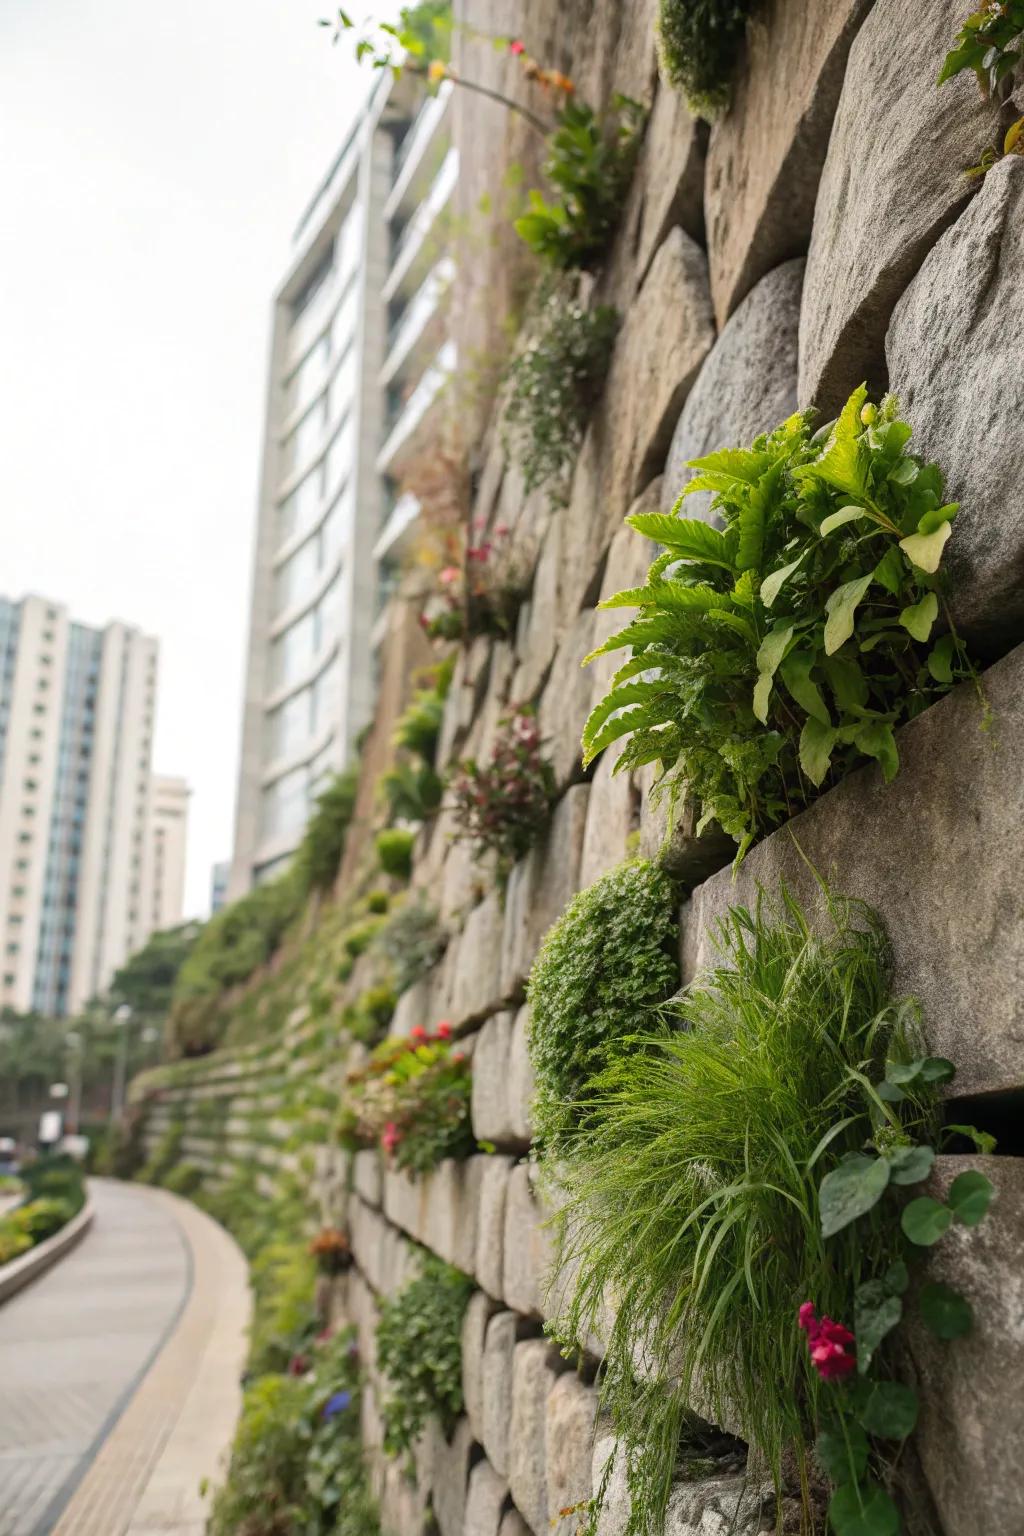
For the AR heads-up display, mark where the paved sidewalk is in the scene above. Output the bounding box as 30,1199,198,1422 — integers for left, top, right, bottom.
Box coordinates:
0,1179,250,1536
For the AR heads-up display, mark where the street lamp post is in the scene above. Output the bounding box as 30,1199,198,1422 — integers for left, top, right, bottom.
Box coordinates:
110,1005,132,1125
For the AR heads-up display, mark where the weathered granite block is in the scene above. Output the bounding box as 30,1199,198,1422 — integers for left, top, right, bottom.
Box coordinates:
391,976,434,1041
498,1508,533,1536
450,891,508,1027
909,1156,1024,1536
465,1459,510,1536
432,1416,475,1536
354,1148,383,1209
683,644,1024,1099
482,1310,521,1478
383,1165,428,1243
510,1339,565,1535
799,0,1007,413
637,764,734,888
587,486,662,712
502,1161,557,1319
886,157,1024,656
508,1006,535,1147
579,748,641,891
423,1156,486,1275
705,0,868,326
538,610,597,792
546,1374,599,1536
512,515,564,703
476,1154,516,1300
471,1012,517,1146
501,786,590,998
663,260,803,518
462,1288,501,1443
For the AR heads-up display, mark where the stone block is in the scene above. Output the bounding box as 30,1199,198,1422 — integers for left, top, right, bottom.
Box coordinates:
500,786,590,998
462,1288,501,1443
354,1148,383,1209
705,0,868,326
383,1164,429,1244
637,765,734,889
546,1374,599,1536
509,1339,564,1535
471,1012,516,1146
579,748,641,891
587,486,662,715
476,1154,516,1300
682,644,1024,1100
662,259,803,518
799,0,1007,413
592,1437,770,1536
391,976,434,1041
909,1156,1024,1536
482,1310,521,1478
465,1459,510,1536
502,1162,557,1319
633,80,706,285
498,1509,533,1536
886,157,1024,656
432,1416,475,1536
421,1156,486,1275
512,514,564,703
507,1006,535,1147
538,610,597,792
450,891,508,1027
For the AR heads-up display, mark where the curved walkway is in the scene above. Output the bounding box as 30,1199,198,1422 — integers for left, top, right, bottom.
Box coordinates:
0,1179,250,1536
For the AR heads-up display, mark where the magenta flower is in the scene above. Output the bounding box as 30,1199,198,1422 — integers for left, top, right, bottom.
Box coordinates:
799,1302,856,1381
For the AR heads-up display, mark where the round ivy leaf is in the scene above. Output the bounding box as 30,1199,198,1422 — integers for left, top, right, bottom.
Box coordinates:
948,1169,993,1227
856,1380,919,1439
887,1145,935,1186
919,1281,973,1340
885,1058,924,1086
816,1423,868,1484
883,1260,909,1296
854,1281,902,1373
820,1155,891,1239
828,1479,901,1536
918,1056,956,1084
901,1195,953,1246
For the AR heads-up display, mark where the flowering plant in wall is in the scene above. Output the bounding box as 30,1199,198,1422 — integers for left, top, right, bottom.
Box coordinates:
419,520,533,644
583,386,975,864
308,1226,354,1276
941,1,1024,174
449,709,556,880
338,1022,474,1176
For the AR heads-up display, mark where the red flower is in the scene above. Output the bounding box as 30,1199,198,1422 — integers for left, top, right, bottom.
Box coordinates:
436,1021,452,1040
410,1024,428,1042
288,1353,310,1376
381,1122,400,1155
509,38,525,55
799,1302,856,1381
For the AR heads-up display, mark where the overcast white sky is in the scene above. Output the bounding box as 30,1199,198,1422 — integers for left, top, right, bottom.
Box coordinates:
0,1,390,918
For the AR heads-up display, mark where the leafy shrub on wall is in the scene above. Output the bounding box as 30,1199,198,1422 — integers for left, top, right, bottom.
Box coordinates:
584,388,973,863
375,827,416,881
526,859,679,1158
292,766,359,895
657,0,759,118
375,1252,474,1459
449,710,556,880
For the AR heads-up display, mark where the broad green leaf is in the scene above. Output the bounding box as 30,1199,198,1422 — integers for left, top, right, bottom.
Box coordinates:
820,505,868,537
919,1281,973,1340
819,1153,890,1238
944,1123,997,1156
796,384,870,501
824,574,873,655
855,721,899,782
823,656,869,712
828,1480,900,1536
918,501,958,535
918,1056,956,1083
760,553,805,609
780,651,831,726
752,672,774,725
898,592,938,642
888,458,919,487
873,545,905,595
948,1169,993,1226
683,445,771,487
854,1280,902,1372
581,679,671,755
799,716,838,787
755,624,794,681
625,514,734,568
884,1260,909,1295
887,1145,935,1185
901,1196,953,1246
927,632,957,683
900,522,951,573
856,1380,918,1439
816,1423,868,1484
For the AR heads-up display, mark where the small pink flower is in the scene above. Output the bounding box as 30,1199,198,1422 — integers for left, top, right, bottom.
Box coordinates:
494,522,510,537
509,39,525,55
436,1021,453,1040
439,565,460,585
410,1024,428,1042
381,1122,400,1155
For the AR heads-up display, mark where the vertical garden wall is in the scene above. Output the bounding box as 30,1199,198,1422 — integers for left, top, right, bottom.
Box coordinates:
133,2,1024,1534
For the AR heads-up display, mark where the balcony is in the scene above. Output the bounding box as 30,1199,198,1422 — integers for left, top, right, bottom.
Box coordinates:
385,84,452,225
382,258,454,390
376,340,456,481
383,146,459,307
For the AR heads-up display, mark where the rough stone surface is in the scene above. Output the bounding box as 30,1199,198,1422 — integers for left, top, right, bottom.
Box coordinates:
353,1149,382,1209
909,1156,1024,1536
587,485,661,715
476,1153,515,1301
425,1156,485,1275
539,610,597,792
509,1339,564,1536
432,1416,475,1536
705,0,869,326
390,975,434,1040
592,1438,771,1536
449,892,508,1026
462,1289,501,1444
799,0,1008,414
546,1374,599,1536
465,1459,511,1536
482,1310,521,1478
579,747,641,891
512,513,563,703
662,259,803,517
502,1162,557,1319
637,764,734,889
471,1012,517,1146
507,1007,535,1147
886,157,1024,655
683,644,1024,1099
500,785,590,998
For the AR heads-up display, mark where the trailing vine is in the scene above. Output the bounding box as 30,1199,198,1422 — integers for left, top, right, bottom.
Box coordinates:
583,387,974,863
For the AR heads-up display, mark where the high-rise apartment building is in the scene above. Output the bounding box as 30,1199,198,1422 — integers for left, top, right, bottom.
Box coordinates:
228,71,457,897
0,593,184,1017
143,775,190,936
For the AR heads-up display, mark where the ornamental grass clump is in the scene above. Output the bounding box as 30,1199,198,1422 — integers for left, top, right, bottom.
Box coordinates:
552,887,955,1536
583,387,974,864
375,1253,474,1459
449,711,555,880
526,859,679,1159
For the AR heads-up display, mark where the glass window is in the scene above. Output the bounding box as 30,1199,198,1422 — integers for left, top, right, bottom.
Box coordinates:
277,465,323,548
281,397,327,480
285,334,330,420
266,688,313,762
273,535,320,618
321,486,351,569
325,414,355,502
337,204,364,286
269,610,316,690
328,343,357,426
261,765,310,842
330,281,359,359
311,655,341,736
